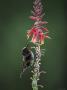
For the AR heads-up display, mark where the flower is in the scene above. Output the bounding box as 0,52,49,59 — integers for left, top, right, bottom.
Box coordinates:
27,0,50,45
27,26,50,45
29,16,42,21
39,32,45,44
27,27,38,42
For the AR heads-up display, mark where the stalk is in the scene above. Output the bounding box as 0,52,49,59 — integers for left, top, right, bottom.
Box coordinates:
31,43,41,90
26,0,50,89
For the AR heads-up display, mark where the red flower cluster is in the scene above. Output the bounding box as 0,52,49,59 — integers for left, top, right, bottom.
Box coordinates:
27,0,50,45
27,16,50,45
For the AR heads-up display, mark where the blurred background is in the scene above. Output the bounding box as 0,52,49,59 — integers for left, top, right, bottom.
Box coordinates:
0,0,67,90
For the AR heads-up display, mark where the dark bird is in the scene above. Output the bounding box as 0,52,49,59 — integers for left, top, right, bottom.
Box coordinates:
20,44,34,78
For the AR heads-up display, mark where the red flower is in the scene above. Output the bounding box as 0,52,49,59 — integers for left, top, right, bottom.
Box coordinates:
41,27,48,32
27,27,38,42
27,26,50,45
39,32,45,44
29,16,42,21
39,21,48,25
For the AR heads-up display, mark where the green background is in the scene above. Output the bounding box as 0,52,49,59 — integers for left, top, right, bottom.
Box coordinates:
0,0,67,90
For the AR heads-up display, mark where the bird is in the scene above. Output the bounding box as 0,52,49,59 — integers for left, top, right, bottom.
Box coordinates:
20,44,34,78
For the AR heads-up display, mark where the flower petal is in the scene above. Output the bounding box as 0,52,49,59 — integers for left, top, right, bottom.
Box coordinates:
32,35,37,43
39,32,45,44
42,27,48,31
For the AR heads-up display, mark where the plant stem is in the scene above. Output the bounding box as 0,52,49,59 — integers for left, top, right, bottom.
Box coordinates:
32,43,41,90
